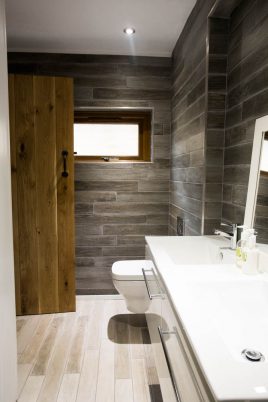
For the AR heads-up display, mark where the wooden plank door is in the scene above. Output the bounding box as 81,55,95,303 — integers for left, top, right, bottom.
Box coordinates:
9,74,75,315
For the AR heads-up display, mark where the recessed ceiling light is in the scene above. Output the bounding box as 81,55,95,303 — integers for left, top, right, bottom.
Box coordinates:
124,27,135,35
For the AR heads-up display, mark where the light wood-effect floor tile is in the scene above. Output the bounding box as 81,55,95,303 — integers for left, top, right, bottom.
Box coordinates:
32,317,64,376
95,339,115,402
132,359,150,402
17,316,40,354
37,316,75,402
18,375,44,402
57,373,80,402
17,296,163,402
17,363,33,397
76,350,99,402
115,379,134,402
66,316,88,373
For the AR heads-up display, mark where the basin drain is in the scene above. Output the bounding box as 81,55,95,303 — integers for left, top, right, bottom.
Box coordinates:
242,349,265,362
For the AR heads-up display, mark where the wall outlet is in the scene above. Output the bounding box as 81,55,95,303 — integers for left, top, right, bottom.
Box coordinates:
177,216,185,236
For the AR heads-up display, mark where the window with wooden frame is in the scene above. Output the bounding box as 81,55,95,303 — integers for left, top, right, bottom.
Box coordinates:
74,110,152,162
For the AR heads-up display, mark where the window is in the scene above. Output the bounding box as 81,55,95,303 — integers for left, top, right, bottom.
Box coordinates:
74,110,151,162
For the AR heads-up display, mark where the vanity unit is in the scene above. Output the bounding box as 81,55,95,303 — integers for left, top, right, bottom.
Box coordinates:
144,236,268,402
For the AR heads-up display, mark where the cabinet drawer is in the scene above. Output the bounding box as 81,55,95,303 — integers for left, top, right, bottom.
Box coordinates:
161,296,211,402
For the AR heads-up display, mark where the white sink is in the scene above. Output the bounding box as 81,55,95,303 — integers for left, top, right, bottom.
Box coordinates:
146,236,268,401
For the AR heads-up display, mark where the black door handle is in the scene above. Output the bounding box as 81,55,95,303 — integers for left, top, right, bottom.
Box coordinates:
62,150,69,177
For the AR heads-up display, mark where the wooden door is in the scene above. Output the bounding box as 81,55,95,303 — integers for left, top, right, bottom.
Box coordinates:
9,74,75,315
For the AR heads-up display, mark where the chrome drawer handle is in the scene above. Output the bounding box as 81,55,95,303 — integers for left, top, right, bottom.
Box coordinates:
158,326,181,402
142,268,162,300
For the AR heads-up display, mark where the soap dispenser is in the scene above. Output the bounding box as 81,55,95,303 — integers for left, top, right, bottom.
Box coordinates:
241,230,259,275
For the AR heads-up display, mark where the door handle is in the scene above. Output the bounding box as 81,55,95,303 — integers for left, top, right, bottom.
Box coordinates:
62,150,69,177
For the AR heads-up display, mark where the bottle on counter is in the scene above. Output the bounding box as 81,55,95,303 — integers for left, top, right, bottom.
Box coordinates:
236,228,248,269
241,229,259,275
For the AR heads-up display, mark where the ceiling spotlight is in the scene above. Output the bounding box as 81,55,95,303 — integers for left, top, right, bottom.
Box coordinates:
124,27,135,35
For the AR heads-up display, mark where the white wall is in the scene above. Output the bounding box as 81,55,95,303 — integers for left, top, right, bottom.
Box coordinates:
0,0,18,401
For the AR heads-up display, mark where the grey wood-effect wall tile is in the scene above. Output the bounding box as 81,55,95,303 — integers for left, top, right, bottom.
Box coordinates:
138,180,170,192
75,167,170,181
204,202,222,219
116,192,169,203
93,88,171,101
206,149,224,166
102,246,145,256
76,256,141,268
223,166,250,185
94,203,168,216
146,214,169,225
223,184,232,202
75,181,138,192
103,224,168,236
225,120,254,147
127,76,171,90
206,129,225,148
75,203,93,215
205,183,223,201
76,235,116,247
117,236,146,246
224,143,252,165
171,182,203,201
170,193,203,218
74,76,127,89
75,191,117,202
222,202,245,224
232,185,248,206
76,215,147,225
75,247,103,257
75,222,102,236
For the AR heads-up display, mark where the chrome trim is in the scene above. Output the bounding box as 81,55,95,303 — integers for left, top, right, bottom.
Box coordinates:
142,268,162,300
158,326,181,402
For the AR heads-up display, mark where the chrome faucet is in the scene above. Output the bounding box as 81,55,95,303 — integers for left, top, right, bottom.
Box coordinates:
214,223,242,250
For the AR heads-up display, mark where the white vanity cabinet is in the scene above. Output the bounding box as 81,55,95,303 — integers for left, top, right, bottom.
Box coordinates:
145,246,214,402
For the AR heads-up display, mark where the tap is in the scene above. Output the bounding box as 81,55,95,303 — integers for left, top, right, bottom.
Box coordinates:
214,223,241,250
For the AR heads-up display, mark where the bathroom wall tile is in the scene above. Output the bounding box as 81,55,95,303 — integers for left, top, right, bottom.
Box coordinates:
75,181,138,192
103,225,168,236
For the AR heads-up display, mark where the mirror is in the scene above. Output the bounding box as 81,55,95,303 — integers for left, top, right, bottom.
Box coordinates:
244,115,268,243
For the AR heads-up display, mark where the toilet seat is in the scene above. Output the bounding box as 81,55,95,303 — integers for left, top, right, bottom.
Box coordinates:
112,260,154,281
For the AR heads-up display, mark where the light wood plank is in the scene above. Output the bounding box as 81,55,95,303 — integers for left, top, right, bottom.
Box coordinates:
87,301,104,350
115,314,130,379
115,379,134,402
18,376,44,402
76,350,99,402
14,74,39,314
101,299,117,340
17,364,33,398
16,318,27,334
32,317,63,376
17,316,40,355
131,359,150,402
19,315,53,364
34,76,59,313
129,325,144,360
37,315,75,402
65,315,87,373
55,77,75,312
57,373,80,402
95,339,115,402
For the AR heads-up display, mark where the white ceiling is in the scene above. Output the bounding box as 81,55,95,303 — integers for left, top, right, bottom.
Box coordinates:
5,0,196,57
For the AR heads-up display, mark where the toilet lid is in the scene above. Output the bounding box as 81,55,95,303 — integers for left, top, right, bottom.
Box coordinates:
112,260,154,281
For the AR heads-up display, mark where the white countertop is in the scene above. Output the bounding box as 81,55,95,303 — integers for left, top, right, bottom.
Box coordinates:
146,236,268,402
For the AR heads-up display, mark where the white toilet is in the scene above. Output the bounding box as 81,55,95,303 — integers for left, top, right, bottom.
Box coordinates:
112,259,154,313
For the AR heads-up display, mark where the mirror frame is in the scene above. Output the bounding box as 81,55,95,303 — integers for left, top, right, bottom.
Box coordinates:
244,115,268,228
